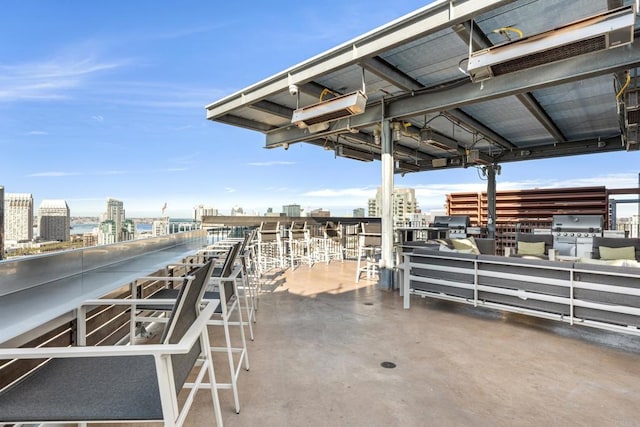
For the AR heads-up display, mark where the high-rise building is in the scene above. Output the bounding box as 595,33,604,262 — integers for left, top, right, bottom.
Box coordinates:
194,205,218,222
0,186,4,260
4,193,33,242
97,218,135,245
353,208,365,218
100,198,127,242
367,198,377,217
368,187,418,222
283,204,301,217
38,199,70,241
122,219,136,241
98,220,117,245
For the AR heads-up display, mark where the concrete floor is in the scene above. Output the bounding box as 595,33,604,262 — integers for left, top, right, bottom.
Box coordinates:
109,260,640,427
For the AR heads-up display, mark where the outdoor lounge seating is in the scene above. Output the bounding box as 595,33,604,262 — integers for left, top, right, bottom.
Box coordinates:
591,236,640,261
0,258,223,427
402,241,640,336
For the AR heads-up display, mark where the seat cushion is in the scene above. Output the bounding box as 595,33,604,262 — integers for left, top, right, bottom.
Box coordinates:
517,241,546,256
599,245,636,260
0,355,162,422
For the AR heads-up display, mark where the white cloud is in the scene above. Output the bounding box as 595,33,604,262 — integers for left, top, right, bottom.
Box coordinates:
225,187,236,193
28,171,81,177
27,130,48,135
0,55,124,102
91,115,104,122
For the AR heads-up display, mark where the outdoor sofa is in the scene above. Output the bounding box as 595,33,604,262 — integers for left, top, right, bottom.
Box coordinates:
401,236,640,336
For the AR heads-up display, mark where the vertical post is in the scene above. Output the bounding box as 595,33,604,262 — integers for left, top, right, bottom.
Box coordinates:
485,165,498,239
379,117,394,289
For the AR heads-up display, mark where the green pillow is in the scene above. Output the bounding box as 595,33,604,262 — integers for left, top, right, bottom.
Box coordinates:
517,241,545,256
451,237,480,254
599,246,636,260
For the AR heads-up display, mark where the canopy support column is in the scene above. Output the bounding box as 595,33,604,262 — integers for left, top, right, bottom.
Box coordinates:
485,164,499,239
379,117,394,290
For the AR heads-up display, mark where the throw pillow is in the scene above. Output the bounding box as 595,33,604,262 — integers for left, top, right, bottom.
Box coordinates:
451,237,480,254
599,246,636,261
517,241,546,256
438,244,456,252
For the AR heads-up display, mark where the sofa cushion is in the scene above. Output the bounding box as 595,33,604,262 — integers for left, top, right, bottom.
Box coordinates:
592,237,640,261
517,241,545,256
516,233,553,255
451,237,480,254
577,257,640,268
599,245,636,261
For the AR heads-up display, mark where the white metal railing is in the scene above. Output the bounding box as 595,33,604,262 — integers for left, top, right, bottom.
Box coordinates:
402,251,640,336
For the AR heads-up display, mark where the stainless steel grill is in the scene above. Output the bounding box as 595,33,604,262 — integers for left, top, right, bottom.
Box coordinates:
551,215,603,257
431,215,471,239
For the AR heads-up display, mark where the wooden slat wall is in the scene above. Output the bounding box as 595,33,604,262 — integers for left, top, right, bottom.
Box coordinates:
447,186,608,225
447,186,608,255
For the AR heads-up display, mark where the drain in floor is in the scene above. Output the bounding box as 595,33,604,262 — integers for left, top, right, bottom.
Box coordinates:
380,361,396,369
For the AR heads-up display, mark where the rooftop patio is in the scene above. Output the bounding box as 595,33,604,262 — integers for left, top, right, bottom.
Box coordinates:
0,230,638,426
181,260,640,427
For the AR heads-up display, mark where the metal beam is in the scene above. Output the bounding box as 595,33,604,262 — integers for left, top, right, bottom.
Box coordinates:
455,17,567,144
250,100,293,119
515,93,567,143
206,0,516,120
360,57,423,92
300,81,335,99
266,42,640,149
444,109,515,149
403,135,626,172
496,136,624,163
386,43,640,120
216,114,277,133
453,20,493,52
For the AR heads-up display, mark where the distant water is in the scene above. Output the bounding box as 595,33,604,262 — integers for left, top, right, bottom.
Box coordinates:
70,223,152,235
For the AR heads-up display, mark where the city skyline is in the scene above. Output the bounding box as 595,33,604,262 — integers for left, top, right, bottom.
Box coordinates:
1,1,639,218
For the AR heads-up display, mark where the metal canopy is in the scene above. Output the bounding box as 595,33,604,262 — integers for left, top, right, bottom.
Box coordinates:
206,0,640,174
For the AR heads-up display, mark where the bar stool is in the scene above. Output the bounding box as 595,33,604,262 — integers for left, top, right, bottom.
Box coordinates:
317,220,344,264
256,221,284,273
355,222,382,283
287,221,312,269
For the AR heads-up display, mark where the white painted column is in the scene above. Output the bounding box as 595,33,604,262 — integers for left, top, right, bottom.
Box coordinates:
379,118,394,289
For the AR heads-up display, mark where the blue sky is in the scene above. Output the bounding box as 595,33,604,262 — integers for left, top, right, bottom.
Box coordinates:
1,1,639,218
